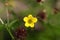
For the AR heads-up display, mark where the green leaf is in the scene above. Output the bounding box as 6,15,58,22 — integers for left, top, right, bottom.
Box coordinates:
8,19,18,27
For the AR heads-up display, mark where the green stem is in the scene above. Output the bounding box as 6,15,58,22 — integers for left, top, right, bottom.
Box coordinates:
5,3,15,40
5,25,15,40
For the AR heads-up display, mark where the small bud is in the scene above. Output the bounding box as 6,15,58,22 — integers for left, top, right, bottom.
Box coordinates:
36,0,41,2
14,27,27,40
53,8,59,14
5,2,9,6
37,11,46,20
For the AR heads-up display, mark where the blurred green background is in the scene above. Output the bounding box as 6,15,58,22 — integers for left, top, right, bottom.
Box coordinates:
0,0,60,40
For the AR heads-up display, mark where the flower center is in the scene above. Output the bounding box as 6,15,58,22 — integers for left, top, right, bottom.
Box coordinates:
28,19,32,24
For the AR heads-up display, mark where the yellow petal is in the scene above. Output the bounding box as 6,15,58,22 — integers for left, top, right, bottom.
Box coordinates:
28,14,33,18
23,17,28,22
30,23,34,28
25,23,29,27
33,17,37,23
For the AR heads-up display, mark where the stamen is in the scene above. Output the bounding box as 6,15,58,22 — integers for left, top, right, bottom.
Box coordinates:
28,19,32,24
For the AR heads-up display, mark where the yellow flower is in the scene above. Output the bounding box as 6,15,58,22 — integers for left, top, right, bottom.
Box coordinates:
23,14,38,28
